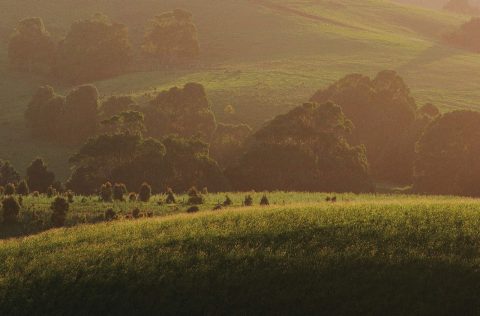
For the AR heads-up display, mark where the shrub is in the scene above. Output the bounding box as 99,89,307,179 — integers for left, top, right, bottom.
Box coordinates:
4,183,15,195
32,191,40,197
113,183,127,201
166,188,176,204
0,186,4,195
128,192,137,202
202,187,208,195
223,195,233,206
187,186,204,205
213,204,222,211
2,196,20,224
51,196,69,227
46,186,57,198
104,208,117,221
138,183,152,202
100,182,113,202
67,191,74,203
132,208,141,219
244,195,253,206
17,180,30,196
260,195,270,206
187,206,200,213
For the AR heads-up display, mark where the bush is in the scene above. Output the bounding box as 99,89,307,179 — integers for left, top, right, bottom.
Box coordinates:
32,191,40,197
187,186,204,205
138,183,152,202
166,188,176,204
128,192,137,202
100,182,113,202
104,208,117,221
132,208,141,219
223,195,233,206
16,180,30,196
187,206,200,213
260,195,270,206
213,204,222,211
2,196,20,224
67,191,74,203
4,183,15,195
0,186,4,195
113,183,127,201
46,186,57,198
244,195,253,206
51,196,69,227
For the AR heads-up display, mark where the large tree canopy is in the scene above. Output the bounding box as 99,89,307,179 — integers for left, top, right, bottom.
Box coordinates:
144,83,216,141
55,14,133,83
414,110,480,197
446,17,480,53
67,133,227,194
142,9,200,64
311,70,434,184
25,85,99,144
226,102,373,193
8,17,56,74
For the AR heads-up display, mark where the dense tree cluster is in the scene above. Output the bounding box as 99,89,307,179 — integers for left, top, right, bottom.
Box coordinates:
226,102,373,192
142,9,200,64
8,17,56,75
66,133,227,195
54,14,133,83
210,123,252,169
144,83,217,141
0,160,20,187
446,18,480,52
8,10,200,83
414,110,480,196
25,85,98,144
26,158,55,193
311,70,437,184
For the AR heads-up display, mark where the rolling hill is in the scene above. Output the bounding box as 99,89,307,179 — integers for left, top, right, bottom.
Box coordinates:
0,0,478,179
2,195,480,314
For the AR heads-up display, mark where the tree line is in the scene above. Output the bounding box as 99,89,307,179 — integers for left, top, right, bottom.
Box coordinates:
8,9,200,83
17,70,480,197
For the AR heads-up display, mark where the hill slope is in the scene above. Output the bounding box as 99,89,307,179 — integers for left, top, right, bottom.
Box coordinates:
2,197,480,314
0,0,478,179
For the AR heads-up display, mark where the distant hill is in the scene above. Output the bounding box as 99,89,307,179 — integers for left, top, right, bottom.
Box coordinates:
0,0,477,179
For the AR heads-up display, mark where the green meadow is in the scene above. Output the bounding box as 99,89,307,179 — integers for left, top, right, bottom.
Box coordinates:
2,193,480,314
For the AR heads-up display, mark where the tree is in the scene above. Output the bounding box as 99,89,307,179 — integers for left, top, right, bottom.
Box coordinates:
0,161,20,186
17,180,30,196
210,123,252,169
8,17,56,74
99,95,139,119
55,14,133,83
26,158,55,193
143,9,200,64
51,196,69,227
101,111,146,136
145,83,216,141
24,85,99,144
2,196,20,224
226,102,373,193
446,18,480,53
414,110,480,196
100,182,113,202
138,182,152,202
311,70,431,184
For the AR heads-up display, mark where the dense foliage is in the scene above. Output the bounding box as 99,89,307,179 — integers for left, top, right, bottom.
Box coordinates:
311,70,436,184
446,17,480,53
227,102,373,192
414,110,480,196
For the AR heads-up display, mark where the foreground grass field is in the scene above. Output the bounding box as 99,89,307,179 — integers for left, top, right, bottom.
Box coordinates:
2,194,480,315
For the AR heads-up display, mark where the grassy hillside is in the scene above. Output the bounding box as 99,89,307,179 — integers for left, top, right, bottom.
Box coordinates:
0,0,478,179
2,195,480,314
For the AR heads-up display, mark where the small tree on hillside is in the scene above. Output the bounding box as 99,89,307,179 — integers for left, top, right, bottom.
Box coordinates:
17,180,30,196
138,182,152,202
2,196,20,224
26,158,55,193
100,182,113,202
113,183,128,201
51,196,69,227
4,183,15,196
